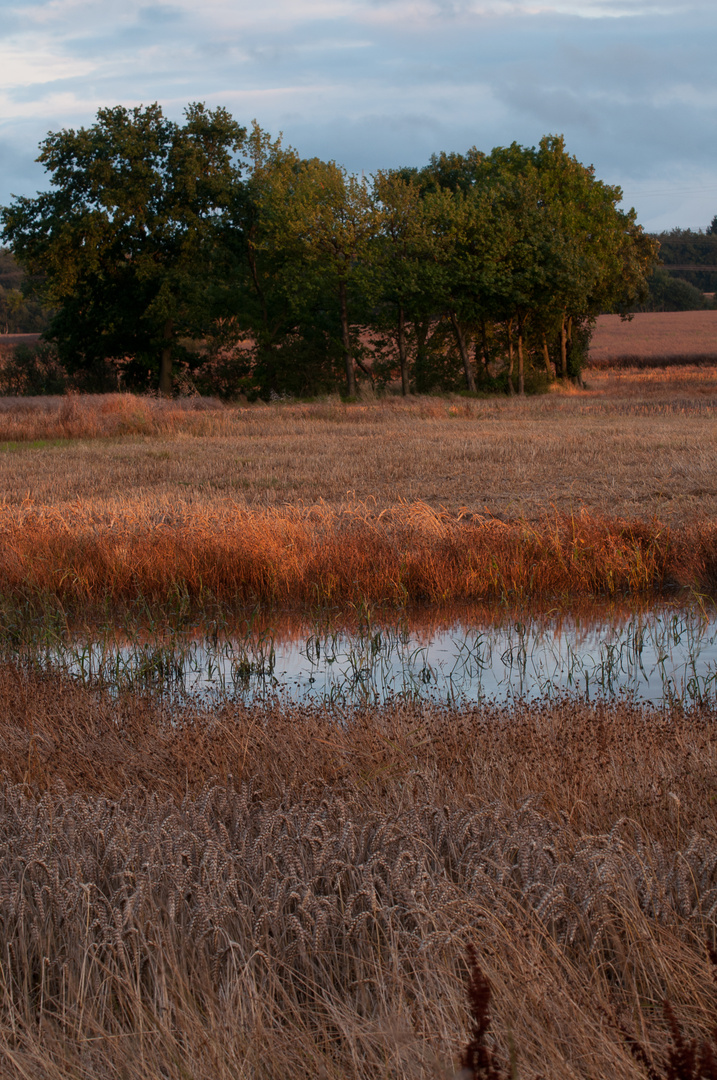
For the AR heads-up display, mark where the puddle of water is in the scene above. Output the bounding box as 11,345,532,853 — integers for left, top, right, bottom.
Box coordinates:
21,603,717,708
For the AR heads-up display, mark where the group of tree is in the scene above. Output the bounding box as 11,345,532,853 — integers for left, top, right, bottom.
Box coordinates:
1,102,663,398
651,221,717,294
0,248,48,335
637,266,715,313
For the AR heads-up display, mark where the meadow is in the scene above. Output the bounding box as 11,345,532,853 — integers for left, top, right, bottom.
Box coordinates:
2,358,717,1078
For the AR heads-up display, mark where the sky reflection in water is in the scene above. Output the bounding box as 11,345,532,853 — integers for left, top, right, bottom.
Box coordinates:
55,604,717,708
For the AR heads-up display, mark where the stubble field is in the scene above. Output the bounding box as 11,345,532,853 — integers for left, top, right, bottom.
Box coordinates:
0,368,716,609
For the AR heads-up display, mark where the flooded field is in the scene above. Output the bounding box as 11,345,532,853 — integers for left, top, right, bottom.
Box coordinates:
12,600,717,708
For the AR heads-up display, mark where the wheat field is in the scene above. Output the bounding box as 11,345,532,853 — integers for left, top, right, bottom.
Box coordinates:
0,370,716,522
590,311,717,367
0,376,715,609
2,664,717,1079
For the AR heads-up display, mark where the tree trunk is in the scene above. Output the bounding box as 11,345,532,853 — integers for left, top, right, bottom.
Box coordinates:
517,327,525,396
565,314,582,387
159,319,173,397
560,313,567,378
449,310,476,393
541,333,554,377
507,326,515,396
414,319,429,391
479,317,490,371
397,304,410,396
339,280,356,397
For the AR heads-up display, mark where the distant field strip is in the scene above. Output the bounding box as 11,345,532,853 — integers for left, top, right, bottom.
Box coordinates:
590,310,717,365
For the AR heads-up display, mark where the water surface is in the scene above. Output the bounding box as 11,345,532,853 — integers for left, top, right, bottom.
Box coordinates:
36,602,717,708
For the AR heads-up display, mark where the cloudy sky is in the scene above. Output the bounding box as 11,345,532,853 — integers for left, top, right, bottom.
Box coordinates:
1,0,716,230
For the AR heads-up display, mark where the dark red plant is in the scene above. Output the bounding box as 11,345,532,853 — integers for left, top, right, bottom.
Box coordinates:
460,945,510,1080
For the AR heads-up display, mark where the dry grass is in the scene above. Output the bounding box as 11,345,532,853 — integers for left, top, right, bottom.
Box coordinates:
2,665,717,1079
1,502,716,606
0,377,716,525
1,376,716,605
590,312,717,367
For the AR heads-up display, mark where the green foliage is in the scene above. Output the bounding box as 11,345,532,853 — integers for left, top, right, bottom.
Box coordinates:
639,267,713,312
0,248,51,333
653,226,717,292
1,104,247,393
2,109,659,398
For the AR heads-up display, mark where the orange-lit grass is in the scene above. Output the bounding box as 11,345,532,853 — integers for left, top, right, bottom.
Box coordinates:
1,502,716,605
0,389,231,441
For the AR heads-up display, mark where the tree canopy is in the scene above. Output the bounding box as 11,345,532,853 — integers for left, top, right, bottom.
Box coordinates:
2,105,659,397
1,103,246,392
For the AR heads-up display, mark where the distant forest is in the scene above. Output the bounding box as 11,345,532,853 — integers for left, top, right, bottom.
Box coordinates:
0,103,713,398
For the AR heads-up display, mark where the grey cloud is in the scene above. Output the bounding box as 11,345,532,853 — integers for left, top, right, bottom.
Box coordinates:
1,0,716,230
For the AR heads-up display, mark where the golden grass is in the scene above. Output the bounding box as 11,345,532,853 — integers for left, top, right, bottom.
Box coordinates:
0,376,716,605
0,502,716,605
0,376,716,526
2,369,717,1078
2,666,717,1079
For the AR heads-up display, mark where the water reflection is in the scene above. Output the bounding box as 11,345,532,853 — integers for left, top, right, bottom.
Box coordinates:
28,602,717,707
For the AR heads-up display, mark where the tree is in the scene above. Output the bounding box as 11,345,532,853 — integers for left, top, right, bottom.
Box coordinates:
480,136,657,389
368,170,452,394
254,152,378,396
1,103,247,393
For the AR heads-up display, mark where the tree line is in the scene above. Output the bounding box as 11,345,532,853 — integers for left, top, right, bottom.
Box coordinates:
1,103,661,398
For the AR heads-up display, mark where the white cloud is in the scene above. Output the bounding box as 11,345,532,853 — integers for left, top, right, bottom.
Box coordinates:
0,47,96,89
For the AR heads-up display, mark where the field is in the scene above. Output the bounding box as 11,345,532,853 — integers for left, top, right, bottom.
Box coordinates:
0,369,716,610
2,360,717,1078
590,310,717,367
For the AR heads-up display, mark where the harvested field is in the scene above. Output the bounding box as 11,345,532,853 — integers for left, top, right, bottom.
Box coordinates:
0,374,716,524
2,666,717,1079
590,310,717,367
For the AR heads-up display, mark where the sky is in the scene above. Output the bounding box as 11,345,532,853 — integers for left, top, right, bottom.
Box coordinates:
1,0,716,232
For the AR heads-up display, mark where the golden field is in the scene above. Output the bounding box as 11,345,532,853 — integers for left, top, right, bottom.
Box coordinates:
590,311,717,367
0,368,715,523
0,371,715,607
2,664,717,1080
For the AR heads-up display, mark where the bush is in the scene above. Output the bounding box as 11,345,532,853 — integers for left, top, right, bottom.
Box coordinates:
0,342,68,395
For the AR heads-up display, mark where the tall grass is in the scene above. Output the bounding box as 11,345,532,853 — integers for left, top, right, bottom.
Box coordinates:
2,668,717,1078
0,375,716,445
0,391,230,441
1,502,716,606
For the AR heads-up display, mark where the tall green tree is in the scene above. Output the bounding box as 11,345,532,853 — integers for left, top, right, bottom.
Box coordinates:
1,103,247,393
255,152,378,396
369,170,453,394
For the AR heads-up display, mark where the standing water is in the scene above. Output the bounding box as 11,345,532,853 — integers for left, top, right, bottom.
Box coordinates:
23,601,717,708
